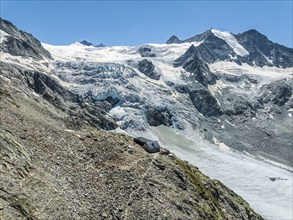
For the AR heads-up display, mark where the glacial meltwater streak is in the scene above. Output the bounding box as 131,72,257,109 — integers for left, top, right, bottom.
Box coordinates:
151,125,293,220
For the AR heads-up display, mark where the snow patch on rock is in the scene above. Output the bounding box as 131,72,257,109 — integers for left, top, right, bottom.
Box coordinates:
211,29,249,56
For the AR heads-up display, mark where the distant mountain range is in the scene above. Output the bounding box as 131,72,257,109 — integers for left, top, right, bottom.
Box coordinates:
79,40,105,47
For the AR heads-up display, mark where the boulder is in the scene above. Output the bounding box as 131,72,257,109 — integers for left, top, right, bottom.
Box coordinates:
134,137,161,153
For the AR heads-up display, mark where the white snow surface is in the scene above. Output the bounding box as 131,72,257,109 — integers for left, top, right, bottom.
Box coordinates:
209,61,293,84
148,126,293,220
0,52,52,73
42,41,198,64
211,29,249,56
0,29,9,43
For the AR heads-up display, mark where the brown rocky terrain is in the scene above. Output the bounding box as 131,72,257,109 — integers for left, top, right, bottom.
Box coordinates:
0,63,263,220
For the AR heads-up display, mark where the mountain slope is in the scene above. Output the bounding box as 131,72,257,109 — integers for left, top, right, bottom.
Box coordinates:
0,93,262,219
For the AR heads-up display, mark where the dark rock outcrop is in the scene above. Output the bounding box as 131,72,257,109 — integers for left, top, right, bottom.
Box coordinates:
174,30,239,64
146,107,173,126
0,18,52,60
80,40,105,47
174,84,190,94
138,59,161,80
95,43,105,47
138,47,156,57
189,89,221,117
258,79,293,107
221,94,256,117
80,40,94,46
174,45,217,86
184,29,214,43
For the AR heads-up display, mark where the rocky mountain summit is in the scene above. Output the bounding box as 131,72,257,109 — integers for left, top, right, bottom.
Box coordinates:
1,17,293,219
167,28,293,68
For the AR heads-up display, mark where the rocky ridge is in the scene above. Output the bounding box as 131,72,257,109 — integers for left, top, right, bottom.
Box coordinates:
0,19,52,60
167,28,293,68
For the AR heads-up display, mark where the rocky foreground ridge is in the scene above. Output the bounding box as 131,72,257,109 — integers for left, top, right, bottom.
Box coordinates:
0,18,264,219
0,84,262,219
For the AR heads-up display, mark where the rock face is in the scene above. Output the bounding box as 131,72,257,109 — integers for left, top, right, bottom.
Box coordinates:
189,89,221,117
138,59,161,80
168,28,293,68
80,40,94,46
174,45,217,86
146,107,173,126
259,80,292,106
236,29,293,68
207,76,293,165
0,18,52,60
174,30,238,64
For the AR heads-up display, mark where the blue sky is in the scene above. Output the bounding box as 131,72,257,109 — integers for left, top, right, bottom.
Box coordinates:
1,1,292,47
